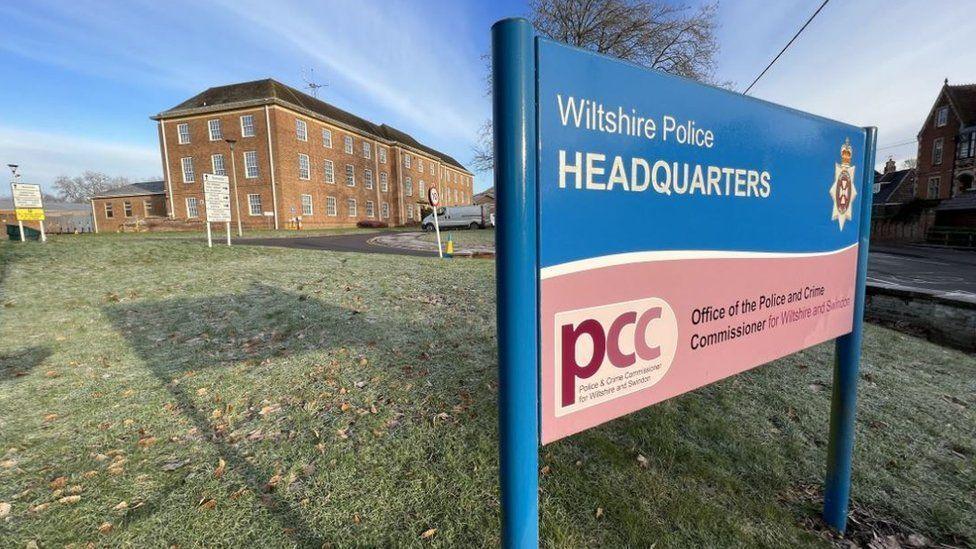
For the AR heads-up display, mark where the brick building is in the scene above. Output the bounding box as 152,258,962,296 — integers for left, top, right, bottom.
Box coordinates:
915,79,976,199
90,181,168,233
151,79,474,229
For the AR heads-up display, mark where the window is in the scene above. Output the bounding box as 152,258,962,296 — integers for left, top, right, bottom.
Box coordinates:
144,199,154,216
405,177,412,196
186,197,199,218
366,200,375,218
404,154,411,168
181,157,195,182
380,172,388,192
378,146,387,163
208,119,222,141
418,158,424,171
177,123,190,144
419,180,426,198
240,115,255,137
958,132,975,160
933,138,944,165
244,151,259,178
104,203,114,218
454,172,458,183
936,106,949,127
454,189,459,203
322,128,333,148
363,141,371,159
364,169,374,189
928,176,941,198
298,153,310,179
123,201,133,217
301,194,313,216
327,196,337,216
296,119,308,141
324,160,335,184
211,154,226,176
248,194,262,215
381,202,389,219
430,163,435,176
407,204,414,220
347,198,357,217
872,183,882,194
345,164,355,186
344,135,354,154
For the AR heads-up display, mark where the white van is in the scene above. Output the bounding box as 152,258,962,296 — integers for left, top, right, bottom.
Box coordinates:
422,205,490,231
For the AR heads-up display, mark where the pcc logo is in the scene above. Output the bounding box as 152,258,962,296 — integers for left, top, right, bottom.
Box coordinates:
555,297,678,417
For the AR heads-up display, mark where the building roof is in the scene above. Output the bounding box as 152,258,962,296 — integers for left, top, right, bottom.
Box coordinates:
0,198,91,213
154,78,470,172
873,169,913,205
946,83,976,126
92,181,166,199
935,191,976,212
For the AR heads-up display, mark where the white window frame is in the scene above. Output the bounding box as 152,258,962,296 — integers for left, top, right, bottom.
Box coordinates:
244,151,259,178
378,146,387,164
104,202,114,218
324,160,335,184
363,141,371,159
404,153,411,168
322,128,333,148
344,135,354,154
123,200,133,218
211,153,226,176
405,177,412,196
247,193,262,216
301,194,313,216
419,180,426,198
144,199,154,216
181,156,195,183
186,197,199,218
298,153,311,180
927,176,940,199
347,198,357,217
296,119,308,141
208,119,222,141
327,196,337,216
381,202,389,219
177,123,190,144
936,106,949,127
933,138,944,165
380,172,388,192
407,203,414,220
418,158,424,171
364,169,374,189
366,200,375,218
240,115,255,137
345,164,355,187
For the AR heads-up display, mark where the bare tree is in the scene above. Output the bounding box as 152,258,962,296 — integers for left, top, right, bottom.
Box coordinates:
901,158,917,169
472,0,721,172
53,171,130,203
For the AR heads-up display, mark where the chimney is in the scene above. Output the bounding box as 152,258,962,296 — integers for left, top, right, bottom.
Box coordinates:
883,157,897,174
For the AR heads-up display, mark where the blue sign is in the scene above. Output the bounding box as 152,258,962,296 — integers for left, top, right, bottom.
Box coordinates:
492,18,876,547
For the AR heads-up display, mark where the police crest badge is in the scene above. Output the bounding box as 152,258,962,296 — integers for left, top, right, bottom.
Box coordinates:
829,138,857,230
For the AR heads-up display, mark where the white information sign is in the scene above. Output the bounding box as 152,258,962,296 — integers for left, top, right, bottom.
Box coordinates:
203,174,232,223
12,183,43,209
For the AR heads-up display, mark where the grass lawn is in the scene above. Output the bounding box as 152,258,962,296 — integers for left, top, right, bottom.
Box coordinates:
0,234,973,547
419,227,495,249
90,226,394,241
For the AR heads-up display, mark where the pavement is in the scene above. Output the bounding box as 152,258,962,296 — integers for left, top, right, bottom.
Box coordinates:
239,232,976,301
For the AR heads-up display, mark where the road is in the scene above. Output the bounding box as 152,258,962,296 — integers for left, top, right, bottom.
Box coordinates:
240,233,976,298
868,244,976,300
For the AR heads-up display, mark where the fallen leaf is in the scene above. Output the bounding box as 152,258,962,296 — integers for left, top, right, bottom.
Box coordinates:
198,498,217,510
340,403,351,412
43,413,59,422
358,358,368,367
0,502,10,518
50,476,67,490
214,458,226,479
420,528,437,539
68,485,83,495
196,388,208,396
29,503,50,513
58,495,82,504
161,459,189,472
98,522,114,534
94,453,109,462
44,370,60,378
83,470,99,478
637,454,650,469
0,459,16,468
540,465,551,475
595,507,604,519
113,501,128,511
137,436,157,448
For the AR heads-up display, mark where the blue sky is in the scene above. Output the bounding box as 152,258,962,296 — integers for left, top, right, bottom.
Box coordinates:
1,0,974,194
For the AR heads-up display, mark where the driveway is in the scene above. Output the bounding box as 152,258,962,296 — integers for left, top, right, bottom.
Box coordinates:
239,231,436,257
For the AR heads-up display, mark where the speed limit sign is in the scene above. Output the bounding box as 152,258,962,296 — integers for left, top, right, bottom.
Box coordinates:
428,187,440,207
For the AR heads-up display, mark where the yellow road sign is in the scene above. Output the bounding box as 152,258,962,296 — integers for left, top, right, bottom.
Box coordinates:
15,208,45,221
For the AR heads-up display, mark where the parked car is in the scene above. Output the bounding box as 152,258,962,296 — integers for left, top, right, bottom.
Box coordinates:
422,205,491,231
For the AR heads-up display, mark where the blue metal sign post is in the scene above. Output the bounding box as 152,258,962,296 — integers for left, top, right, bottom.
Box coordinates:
492,16,875,546
493,17,539,549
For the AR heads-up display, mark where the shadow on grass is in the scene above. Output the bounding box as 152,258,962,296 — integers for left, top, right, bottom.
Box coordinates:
102,283,468,546
0,346,52,383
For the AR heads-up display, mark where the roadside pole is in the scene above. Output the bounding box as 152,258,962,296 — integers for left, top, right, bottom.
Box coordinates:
428,187,443,259
823,127,877,532
493,18,539,548
206,221,213,248
17,219,25,242
226,222,231,246
38,219,47,242
226,138,243,237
